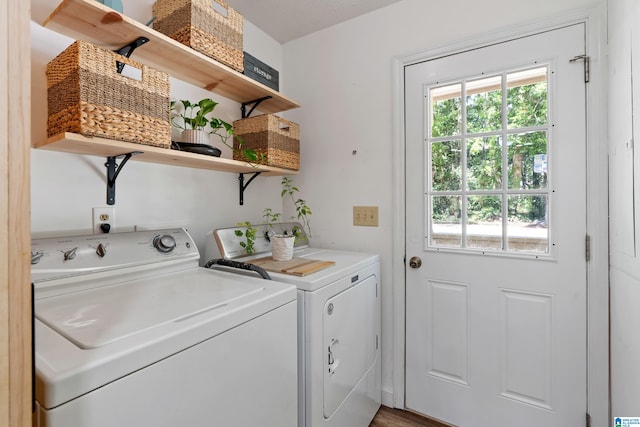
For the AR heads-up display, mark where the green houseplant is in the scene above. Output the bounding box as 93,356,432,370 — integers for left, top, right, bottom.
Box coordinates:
280,176,312,242
236,177,312,258
170,98,218,145
171,98,264,165
234,221,258,255
264,177,312,261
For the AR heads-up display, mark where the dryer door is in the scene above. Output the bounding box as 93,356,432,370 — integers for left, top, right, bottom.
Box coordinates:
323,275,377,418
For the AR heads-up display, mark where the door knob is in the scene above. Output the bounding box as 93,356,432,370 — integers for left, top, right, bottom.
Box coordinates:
409,256,422,269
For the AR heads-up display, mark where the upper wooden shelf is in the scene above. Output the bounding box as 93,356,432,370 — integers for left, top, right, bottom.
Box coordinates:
42,0,300,114
36,133,297,177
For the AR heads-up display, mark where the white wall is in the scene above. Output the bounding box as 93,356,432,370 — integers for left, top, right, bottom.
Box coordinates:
282,0,603,406
608,0,640,418
30,0,286,259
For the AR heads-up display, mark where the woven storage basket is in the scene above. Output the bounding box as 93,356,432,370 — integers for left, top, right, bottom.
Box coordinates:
152,0,243,72
233,114,300,170
46,40,171,148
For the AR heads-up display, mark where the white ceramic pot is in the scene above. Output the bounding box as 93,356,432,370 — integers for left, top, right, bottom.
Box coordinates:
271,235,295,261
181,129,210,145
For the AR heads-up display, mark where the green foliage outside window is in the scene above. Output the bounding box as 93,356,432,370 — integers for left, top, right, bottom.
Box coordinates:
430,72,548,225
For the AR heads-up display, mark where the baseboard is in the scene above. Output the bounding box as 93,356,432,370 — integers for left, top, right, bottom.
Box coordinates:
381,388,395,408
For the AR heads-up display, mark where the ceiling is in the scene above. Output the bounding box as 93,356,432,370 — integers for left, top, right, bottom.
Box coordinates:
227,0,405,43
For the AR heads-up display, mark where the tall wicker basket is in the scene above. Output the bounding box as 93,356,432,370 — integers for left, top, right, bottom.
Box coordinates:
233,114,300,170
46,40,171,148
152,0,243,72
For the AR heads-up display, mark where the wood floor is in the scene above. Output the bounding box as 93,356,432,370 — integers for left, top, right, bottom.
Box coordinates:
369,406,453,427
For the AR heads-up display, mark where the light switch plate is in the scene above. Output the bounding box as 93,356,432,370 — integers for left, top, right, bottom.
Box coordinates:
353,206,379,227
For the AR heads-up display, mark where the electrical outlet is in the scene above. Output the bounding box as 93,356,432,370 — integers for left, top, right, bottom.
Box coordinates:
353,206,379,227
93,207,115,234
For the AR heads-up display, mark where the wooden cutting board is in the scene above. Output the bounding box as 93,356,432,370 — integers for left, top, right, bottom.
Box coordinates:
251,256,335,277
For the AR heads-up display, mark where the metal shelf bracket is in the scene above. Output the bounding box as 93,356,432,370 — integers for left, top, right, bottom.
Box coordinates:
114,36,149,73
105,152,142,205
238,172,262,205
241,96,272,118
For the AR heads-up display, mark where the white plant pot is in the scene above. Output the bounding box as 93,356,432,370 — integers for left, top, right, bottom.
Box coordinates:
181,129,210,145
271,235,295,261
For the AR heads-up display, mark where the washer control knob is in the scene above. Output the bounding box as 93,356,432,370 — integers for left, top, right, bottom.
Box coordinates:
96,243,107,258
153,234,176,253
64,247,78,261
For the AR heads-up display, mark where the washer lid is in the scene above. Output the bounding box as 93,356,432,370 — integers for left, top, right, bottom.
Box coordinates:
36,268,266,349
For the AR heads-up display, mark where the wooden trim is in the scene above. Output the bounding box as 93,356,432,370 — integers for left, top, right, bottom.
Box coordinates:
1,0,32,425
36,133,298,176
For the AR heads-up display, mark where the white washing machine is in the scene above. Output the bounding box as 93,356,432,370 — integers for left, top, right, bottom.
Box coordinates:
206,223,381,427
32,228,298,427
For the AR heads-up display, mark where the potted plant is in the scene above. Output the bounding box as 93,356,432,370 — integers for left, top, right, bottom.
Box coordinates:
171,98,264,165
281,176,312,243
170,98,218,145
235,177,312,260
263,177,312,261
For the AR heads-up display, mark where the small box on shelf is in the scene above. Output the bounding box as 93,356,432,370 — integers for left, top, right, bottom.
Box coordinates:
243,52,279,91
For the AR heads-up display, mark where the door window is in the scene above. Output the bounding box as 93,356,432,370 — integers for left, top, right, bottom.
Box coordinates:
427,66,550,254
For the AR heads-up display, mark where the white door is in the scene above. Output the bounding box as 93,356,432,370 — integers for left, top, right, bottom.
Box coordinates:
405,24,587,426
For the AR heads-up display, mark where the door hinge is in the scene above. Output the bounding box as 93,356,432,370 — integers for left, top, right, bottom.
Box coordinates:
586,412,591,427
570,54,590,83
585,234,591,262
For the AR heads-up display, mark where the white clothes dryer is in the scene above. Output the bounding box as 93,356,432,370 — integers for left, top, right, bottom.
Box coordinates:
206,223,381,427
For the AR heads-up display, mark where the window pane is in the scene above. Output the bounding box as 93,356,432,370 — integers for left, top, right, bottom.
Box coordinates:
507,67,548,129
466,136,502,190
466,195,503,250
466,76,502,134
431,83,462,137
432,140,462,191
431,195,462,247
507,131,548,190
426,66,552,256
507,195,548,253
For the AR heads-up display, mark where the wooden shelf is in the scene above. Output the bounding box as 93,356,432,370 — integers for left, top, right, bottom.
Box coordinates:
42,0,300,114
35,133,298,177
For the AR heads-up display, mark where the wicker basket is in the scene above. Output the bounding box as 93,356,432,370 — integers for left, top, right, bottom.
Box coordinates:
46,40,171,148
233,114,300,170
152,0,243,72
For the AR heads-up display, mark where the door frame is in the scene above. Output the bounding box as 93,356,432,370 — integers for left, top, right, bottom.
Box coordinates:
0,0,32,425
391,6,609,425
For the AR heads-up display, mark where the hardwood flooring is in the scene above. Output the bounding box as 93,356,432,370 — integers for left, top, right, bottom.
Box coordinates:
369,406,453,427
